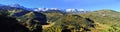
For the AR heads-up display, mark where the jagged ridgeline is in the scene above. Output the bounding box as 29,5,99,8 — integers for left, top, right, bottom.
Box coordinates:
0,7,97,32
1,4,120,32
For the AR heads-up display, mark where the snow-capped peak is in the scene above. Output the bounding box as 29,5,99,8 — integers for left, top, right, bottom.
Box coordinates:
78,9,85,11
66,9,77,12
8,4,21,7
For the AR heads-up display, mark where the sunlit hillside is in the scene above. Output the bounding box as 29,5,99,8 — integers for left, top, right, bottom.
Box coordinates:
0,3,120,32
80,9,120,32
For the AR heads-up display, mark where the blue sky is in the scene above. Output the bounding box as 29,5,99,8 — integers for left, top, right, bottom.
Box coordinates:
0,0,120,11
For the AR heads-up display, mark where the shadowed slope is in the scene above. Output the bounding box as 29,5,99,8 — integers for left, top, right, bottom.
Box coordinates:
0,15,29,32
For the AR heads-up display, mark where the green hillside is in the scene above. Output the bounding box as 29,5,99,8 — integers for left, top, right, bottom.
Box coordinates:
1,8,120,32
80,9,120,27
80,9,120,32
43,14,98,32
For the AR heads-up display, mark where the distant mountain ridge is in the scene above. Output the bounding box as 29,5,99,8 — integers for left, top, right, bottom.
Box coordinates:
0,4,90,14
8,4,23,8
1,4,120,32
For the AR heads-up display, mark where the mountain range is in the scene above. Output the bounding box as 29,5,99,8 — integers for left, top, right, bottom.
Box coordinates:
0,4,120,32
0,4,90,13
